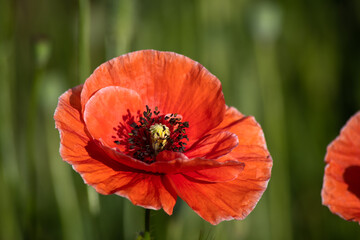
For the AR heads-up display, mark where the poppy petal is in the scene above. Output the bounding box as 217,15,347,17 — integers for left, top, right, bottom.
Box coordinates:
212,107,272,183
182,162,245,182
98,141,244,174
322,112,360,222
83,86,143,149
76,141,177,215
168,173,266,225
170,107,271,224
185,131,239,159
54,85,89,156
80,50,226,146
212,107,270,160
54,85,176,214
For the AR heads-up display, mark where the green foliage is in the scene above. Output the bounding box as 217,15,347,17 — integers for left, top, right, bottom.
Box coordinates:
1,0,360,239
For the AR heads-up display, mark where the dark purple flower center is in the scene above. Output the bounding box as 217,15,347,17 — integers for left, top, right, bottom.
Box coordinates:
112,106,189,163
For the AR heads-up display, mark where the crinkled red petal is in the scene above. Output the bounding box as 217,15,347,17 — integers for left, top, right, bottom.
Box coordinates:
83,86,143,149
322,111,360,223
185,131,239,159
168,107,272,224
54,85,177,214
212,107,272,185
182,162,245,182
80,50,226,148
98,141,244,174
167,173,265,225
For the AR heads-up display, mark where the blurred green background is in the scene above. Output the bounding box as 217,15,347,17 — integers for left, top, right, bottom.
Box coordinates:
1,0,360,239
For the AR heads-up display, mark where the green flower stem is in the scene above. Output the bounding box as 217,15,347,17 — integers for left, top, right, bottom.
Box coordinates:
145,209,151,238
136,209,151,240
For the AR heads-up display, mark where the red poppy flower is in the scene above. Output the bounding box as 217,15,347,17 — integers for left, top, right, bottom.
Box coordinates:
54,50,272,224
322,111,360,223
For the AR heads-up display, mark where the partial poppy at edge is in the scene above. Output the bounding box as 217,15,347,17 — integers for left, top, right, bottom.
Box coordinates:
322,111,360,223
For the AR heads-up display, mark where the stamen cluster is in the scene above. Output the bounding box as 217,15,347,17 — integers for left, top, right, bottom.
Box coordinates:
113,106,189,163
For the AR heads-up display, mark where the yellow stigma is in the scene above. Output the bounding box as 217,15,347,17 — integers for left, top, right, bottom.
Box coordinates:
149,124,170,154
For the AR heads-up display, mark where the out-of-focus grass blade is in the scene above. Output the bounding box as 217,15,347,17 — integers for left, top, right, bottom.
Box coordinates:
78,0,91,83
42,72,85,240
251,3,293,240
0,39,21,240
